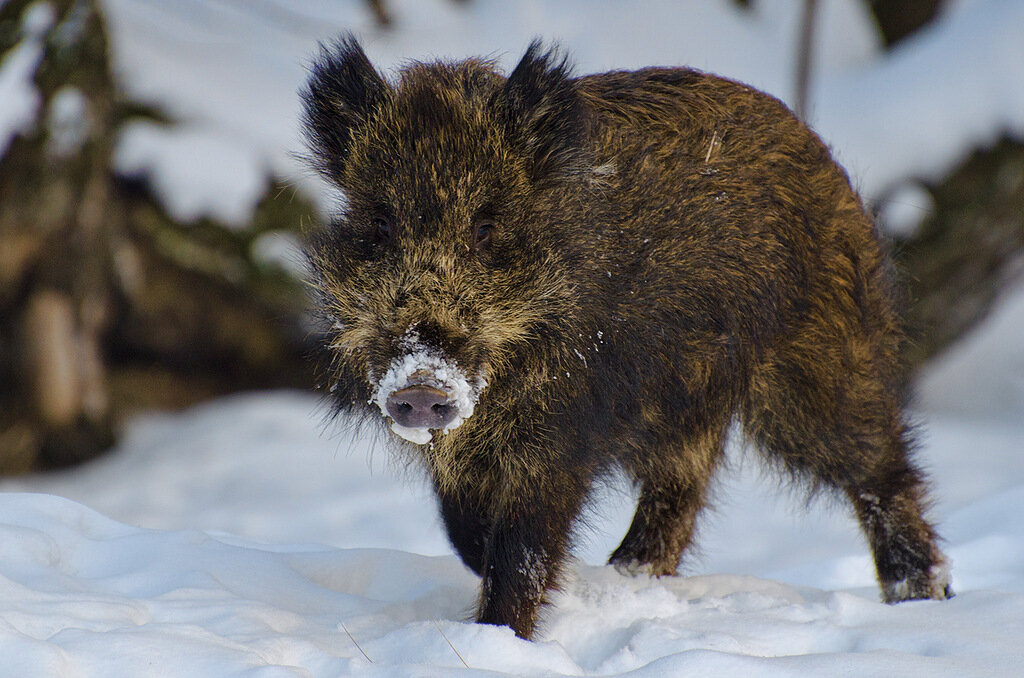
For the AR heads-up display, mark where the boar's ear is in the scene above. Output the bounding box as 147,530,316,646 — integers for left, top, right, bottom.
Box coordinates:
301,34,391,179
493,40,587,185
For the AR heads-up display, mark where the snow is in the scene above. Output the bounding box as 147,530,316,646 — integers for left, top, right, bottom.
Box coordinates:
0,2,52,160
45,86,89,157
87,0,1022,229
916,281,1024,418
813,0,1024,199
2,388,1024,675
250,230,309,278
112,120,269,227
875,181,934,239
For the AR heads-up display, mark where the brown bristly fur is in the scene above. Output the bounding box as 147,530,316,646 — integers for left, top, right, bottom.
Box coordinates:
301,36,951,640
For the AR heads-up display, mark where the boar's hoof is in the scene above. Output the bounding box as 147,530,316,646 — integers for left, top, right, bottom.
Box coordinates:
386,385,457,429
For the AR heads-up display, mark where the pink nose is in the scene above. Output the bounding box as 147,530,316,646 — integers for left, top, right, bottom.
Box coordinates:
385,385,457,429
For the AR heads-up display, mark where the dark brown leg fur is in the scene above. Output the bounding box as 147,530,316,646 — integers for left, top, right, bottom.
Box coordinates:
741,226,952,602
477,481,589,638
610,426,725,576
743,362,950,601
848,481,952,601
609,479,707,576
437,486,490,576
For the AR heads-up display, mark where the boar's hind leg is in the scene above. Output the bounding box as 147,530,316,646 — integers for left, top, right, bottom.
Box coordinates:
609,425,725,577
476,478,589,639
845,476,953,602
744,345,952,603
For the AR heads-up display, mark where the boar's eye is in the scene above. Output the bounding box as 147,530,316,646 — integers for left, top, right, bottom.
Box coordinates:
473,221,494,252
372,216,392,244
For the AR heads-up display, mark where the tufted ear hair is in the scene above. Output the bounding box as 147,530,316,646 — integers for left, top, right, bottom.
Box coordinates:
492,40,588,185
301,34,391,179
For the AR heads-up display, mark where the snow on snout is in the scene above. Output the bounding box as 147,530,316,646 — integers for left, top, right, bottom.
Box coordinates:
371,337,485,445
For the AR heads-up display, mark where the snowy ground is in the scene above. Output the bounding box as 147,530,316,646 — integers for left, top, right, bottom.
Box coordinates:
3,374,1024,676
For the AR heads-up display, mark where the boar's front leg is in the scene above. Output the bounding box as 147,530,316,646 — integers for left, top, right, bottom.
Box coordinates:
437,486,490,576
476,477,589,639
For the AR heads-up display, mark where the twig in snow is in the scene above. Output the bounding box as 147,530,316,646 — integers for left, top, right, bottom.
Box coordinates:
340,621,373,663
432,619,470,668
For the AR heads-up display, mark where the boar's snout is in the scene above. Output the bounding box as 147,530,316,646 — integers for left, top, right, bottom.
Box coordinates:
385,385,457,429
371,340,487,445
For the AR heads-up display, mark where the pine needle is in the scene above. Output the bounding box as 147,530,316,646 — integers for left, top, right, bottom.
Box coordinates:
340,621,373,663
432,619,470,668
704,129,720,163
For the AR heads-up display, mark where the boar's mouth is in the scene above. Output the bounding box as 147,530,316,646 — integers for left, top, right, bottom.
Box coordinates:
371,348,486,445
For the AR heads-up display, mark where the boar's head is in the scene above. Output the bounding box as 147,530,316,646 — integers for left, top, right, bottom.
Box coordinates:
302,37,593,445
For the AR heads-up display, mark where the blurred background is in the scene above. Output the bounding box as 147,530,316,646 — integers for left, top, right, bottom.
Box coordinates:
1,0,1022,478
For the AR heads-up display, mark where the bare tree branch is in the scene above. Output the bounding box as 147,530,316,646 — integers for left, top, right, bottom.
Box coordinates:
794,0,818,121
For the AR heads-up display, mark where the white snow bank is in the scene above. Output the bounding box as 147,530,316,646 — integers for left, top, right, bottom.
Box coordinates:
1,392,450,556
1,484,1022,677
76,0,909,224
813,0,1024,198
916,281,1024,418
0,492,476,677
113,120,268,227
92,0,1024,229
5,391,1023,586
3,391,1024,675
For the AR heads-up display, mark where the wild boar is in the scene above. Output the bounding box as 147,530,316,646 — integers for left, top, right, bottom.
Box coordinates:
301,36,952,639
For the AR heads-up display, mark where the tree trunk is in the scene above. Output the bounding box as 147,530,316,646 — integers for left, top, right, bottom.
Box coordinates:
867,0,944,48
895,138,1024,372
0,0,315,472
